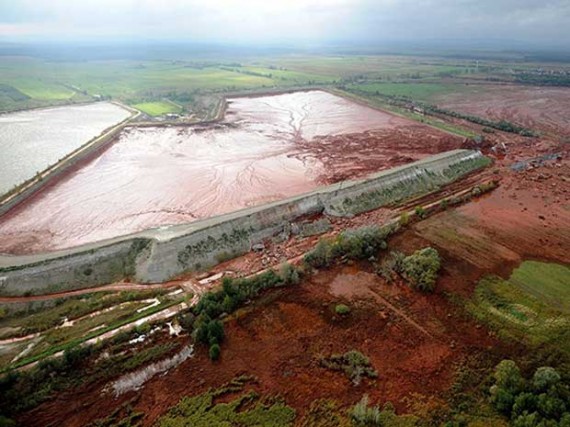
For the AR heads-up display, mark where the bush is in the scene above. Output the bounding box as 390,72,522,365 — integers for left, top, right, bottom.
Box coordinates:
320,350,377,386
414,206,427,219
350,395,404,426
304,225,394,269
399,211,410,226
533,367,561,393
401,247,441,292
209,343,221,361
376,250,406,283
304,239,335,268
280,262,300,285
335,304,350,315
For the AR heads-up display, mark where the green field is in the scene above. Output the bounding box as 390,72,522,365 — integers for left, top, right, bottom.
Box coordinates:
468,260,570,355
509,261,570,313
348,82,473,102
133,100,182,116
0,53,494,114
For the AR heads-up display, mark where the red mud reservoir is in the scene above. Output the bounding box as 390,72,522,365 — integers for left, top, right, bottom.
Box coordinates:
0,90,460,254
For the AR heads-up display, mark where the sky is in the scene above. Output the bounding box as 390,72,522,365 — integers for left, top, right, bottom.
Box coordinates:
0,0,569,48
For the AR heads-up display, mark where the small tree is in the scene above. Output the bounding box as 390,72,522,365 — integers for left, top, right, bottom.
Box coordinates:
401,247,441,292
209,343,221,361
280,262,300,285
533,367,561,393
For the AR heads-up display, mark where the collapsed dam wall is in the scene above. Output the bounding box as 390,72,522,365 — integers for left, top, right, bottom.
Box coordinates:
0,149,489,297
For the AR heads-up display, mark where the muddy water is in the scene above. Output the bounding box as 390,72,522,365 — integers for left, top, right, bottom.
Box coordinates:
0,91,408,254
0,102,130,196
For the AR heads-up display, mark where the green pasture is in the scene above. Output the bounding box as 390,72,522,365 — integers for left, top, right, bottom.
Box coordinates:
348,82,473,102
468,260,570,355
133,100,182,116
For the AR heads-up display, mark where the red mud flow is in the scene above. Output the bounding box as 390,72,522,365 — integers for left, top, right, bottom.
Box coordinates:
0,91,460,254
437,85,570,136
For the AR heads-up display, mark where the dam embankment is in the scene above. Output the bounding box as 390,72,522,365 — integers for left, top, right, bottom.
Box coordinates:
0,149,489,297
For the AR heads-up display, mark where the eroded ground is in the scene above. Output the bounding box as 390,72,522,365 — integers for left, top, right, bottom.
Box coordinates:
0,90,460,254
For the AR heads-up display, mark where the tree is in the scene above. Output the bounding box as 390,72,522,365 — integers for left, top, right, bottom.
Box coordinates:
494,360,524,394
209,343,221,361
533,367,561,393
401,247,441,292
208,319,225,344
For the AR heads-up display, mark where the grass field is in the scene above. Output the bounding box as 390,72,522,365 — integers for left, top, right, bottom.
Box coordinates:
468,261,570,356
133,100,182,116
0,54,485,113
509,261,570,313
348,82,474,102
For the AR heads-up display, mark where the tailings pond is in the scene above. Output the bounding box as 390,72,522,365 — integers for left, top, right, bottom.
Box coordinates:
0,90,460,254
0,102,130,195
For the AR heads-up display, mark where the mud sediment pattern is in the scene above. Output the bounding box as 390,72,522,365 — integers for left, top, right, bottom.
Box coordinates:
0,91,460,255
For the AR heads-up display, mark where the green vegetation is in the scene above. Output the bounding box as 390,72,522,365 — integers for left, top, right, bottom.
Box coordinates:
155,376,295,427
351,395,418,426
0,289,167,337
304,224,394,269
349,82,470,102
320,351,378,386
376,247,441,292
190,265,301,359
132,100,182,116
414,206,426,219
401,247,441,293
0,329,178,416
3,296,182,371
468,262,570,357
335,304,351,315
489,360,570,426
509,262,570,313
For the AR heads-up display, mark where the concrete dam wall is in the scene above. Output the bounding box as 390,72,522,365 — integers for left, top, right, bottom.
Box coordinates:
0,149,489,297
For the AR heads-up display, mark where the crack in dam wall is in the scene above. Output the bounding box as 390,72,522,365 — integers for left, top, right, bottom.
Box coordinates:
0,149,489,297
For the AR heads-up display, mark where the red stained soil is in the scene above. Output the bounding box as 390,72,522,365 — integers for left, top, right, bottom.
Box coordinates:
0,90,460,255
20,261,502,427
436,85,570,137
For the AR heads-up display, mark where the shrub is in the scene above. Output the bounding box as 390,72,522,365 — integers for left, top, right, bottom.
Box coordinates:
320,350,377,386
304,225,393,269
280,262,300,285
209,343,221,361
350,395,405,426
335,304,350,315
414,206,427,219
304,239,335,268
401,247,441,292
399,211,410,226
207,320,225,344
377,250,406,283
336,226,389,260
533,367,561,393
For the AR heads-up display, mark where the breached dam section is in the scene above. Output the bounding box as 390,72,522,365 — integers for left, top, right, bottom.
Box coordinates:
0,102,131,196
0,90,460,254
0,149,489,297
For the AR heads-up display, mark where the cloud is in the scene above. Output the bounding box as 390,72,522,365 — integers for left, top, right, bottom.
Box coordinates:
0,0,568,45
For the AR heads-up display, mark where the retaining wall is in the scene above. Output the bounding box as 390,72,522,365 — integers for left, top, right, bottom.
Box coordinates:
0,149,489,297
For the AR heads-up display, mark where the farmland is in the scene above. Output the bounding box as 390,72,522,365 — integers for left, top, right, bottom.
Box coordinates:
132,100,182,116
